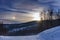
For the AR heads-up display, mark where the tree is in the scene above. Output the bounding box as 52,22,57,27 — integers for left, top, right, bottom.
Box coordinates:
57,9,60,19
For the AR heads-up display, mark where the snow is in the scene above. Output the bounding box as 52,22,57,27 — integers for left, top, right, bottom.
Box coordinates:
0,26,60,40
38,26,60,40
0,35,38,40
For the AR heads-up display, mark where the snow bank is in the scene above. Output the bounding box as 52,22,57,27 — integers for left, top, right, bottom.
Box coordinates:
38,26,60,40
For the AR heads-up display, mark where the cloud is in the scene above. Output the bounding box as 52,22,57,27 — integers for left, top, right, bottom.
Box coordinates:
0,0,60,12
0,11,34,24
38,0,60,11
0,0,60,23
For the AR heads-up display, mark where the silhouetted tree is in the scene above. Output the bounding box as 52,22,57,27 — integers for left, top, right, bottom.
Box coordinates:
57,9,60,19
48,8,53,20
0,21,8,35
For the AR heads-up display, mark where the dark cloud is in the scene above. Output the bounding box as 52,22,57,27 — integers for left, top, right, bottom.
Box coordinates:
0,0,60,12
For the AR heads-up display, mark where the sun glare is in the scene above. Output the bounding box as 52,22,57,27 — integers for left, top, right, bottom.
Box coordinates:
32,12,41,21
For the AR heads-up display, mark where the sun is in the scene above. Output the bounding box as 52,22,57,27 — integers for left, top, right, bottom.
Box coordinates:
32,12,41,21
12,16,16,20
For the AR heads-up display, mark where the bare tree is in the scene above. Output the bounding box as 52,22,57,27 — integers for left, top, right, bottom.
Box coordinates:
57,9,60,19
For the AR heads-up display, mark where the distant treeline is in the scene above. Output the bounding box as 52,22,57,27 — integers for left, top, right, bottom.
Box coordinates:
40,8,60,21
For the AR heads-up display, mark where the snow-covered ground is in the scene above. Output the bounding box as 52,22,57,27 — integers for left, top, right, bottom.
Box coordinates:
0,26,60,40
38,26,60,40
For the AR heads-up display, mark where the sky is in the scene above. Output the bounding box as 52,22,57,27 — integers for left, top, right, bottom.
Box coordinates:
0,0,60,24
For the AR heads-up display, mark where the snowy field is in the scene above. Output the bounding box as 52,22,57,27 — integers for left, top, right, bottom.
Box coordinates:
0,26,60,40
